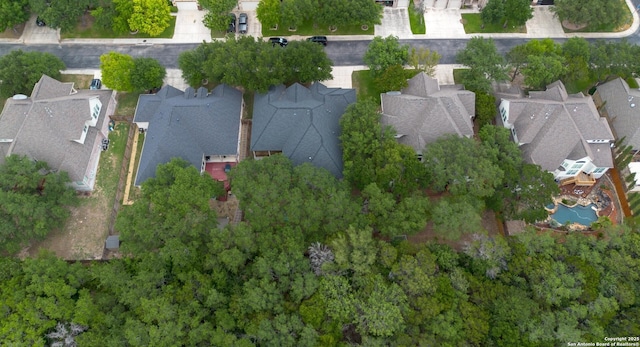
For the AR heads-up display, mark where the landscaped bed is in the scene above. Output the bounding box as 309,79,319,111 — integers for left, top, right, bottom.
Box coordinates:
262,20,374,36
461,13,526,34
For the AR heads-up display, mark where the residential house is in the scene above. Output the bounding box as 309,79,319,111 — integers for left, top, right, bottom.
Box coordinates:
593,77,640,150
251,83,356,177
133,85,243,188
499,81,614,185
0,75,117,191
380,72,475,158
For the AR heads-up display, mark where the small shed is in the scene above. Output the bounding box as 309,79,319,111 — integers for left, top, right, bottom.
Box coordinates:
105,235,120,250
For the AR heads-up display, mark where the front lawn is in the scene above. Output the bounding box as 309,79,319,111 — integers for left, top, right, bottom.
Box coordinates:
562,0,632,33
408,0,426,34
59,74,94,89
461,13,526,33
352,69,421,103
62,15,176,39
262,20,374,36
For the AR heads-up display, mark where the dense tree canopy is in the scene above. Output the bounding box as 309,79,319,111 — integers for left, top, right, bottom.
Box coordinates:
179,38,333,91
200,0,238,32
363,35,409,78
552,0,627,28
3,147,640,345
0,50,66,98
481,0,533,27
99,52,135,91
0,155,78,254
0,0,29,33
130,57,167,91
456,37,508,92
128,0,172,36
29,0,92,32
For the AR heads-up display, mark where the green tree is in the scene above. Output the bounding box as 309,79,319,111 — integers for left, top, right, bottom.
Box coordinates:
128,0,172,36
29,0,92,32
0,156,78,253
552,0,627,28
317,0,381,28
503,0,533,26
178,43,212,87
481,0,504,25
589,40,640,82
561,37,590,83
131,57,166,92
91,5,117,31
456,37,508,88
0,0,29,33
361,183,430,237
375,64,408,92
228,155,363,244
408,47,441,76
256,0,281,29
422,135,503,198
99,52,135,92
479,125,559,223
522,54,566,90
363,35,409,78
431,196,484,240
200,0,238,32
112,0,135,34
281,40,333,83
475,91,496,127
0,50,66,98
115,158,224,260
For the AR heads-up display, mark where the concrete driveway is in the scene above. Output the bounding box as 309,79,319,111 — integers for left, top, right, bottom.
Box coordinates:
173,2,212,43
22,15,59,44
424,9,466,38
375,8,414,39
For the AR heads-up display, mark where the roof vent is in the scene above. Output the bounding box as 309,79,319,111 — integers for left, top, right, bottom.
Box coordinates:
632,104,636,108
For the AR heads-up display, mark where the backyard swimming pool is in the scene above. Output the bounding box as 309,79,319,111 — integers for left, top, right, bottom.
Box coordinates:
550,203,598,226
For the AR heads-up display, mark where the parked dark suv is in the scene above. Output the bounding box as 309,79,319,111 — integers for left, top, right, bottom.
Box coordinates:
306,36,328,46
227,13,236,33
269,37,288,47
90,79,102,90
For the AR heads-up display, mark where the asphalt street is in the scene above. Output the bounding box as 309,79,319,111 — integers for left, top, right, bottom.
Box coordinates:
0,35,638,69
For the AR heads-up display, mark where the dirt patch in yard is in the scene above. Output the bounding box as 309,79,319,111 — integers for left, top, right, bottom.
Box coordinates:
23,189,110,260
406,210,502,252
0,23,25,39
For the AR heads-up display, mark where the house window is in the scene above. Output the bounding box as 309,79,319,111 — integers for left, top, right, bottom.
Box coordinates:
566,170,579,175
571,163,583,169
500,107,507,122
593,167,606,174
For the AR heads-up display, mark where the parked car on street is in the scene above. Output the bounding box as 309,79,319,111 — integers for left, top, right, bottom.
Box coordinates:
227,13,236,33
306,36,328,46
238,13,248,34
269,37,288,47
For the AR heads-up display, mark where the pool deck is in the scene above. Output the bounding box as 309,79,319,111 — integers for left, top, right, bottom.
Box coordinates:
544,177,618,230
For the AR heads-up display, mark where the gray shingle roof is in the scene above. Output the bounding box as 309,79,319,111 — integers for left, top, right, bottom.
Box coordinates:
0,75,113,189
133,84,242,185
380,72,475,152
251,83,356,177
503,81,614,171
596,77,640,150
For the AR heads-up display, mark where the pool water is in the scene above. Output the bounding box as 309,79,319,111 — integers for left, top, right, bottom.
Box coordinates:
551,203,598,226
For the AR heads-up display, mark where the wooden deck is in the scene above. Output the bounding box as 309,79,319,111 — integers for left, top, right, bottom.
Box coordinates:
560,171,596,186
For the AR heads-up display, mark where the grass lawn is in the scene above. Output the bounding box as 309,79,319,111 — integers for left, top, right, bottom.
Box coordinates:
0,23,24,39
352,69,421,103
59,74,94,89
408,0,426,34
461,13,526,33
262,19,374,37
62,15,176,39
452,68,468,84
243,92,254,119
115,92,142,117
